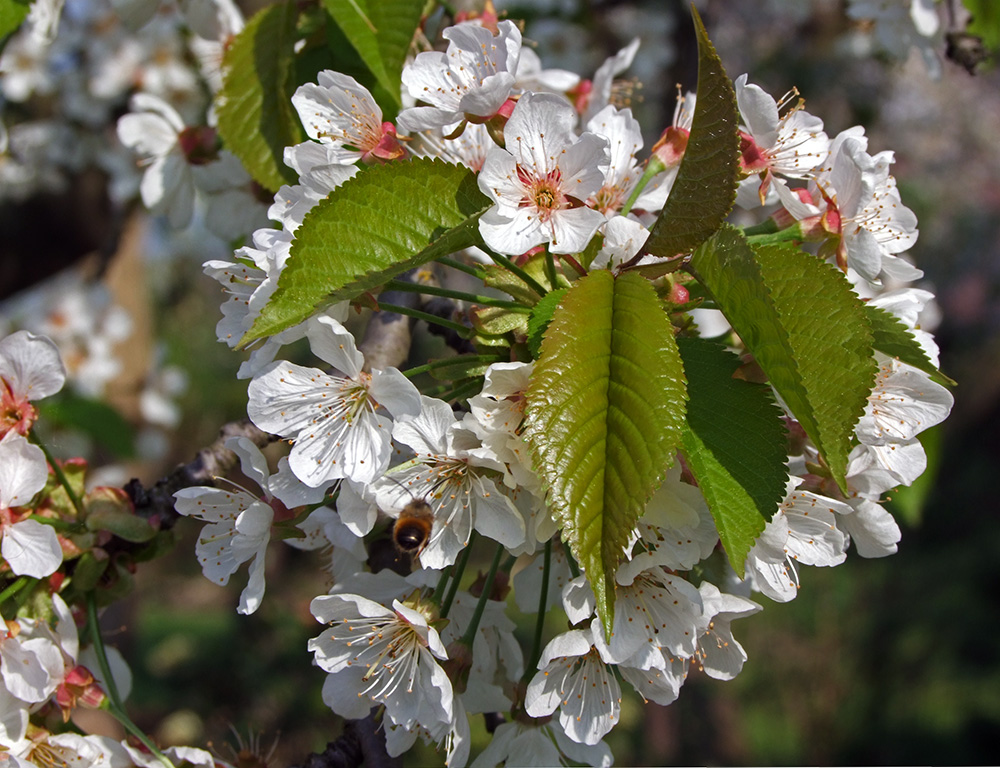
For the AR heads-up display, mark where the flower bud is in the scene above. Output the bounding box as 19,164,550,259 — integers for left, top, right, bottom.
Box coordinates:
651,125,689,168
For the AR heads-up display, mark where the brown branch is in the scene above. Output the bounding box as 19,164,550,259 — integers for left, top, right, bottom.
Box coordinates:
289,714,401,768
124,418,276,529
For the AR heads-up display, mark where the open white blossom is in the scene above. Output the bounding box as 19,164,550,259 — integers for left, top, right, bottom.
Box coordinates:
855,354,953,446
0,432,62,579
398,20,521,132
292,71,403,165
309,594,454,731
372,395,526,569
470,719,612,768
0,331,65,437
116,93,195,228
172,437,284,614
478,92,609,255
735,73,829,203
524,626,620,746
248,316,421,487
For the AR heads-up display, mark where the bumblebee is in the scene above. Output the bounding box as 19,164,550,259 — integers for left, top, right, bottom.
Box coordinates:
392,499,434,556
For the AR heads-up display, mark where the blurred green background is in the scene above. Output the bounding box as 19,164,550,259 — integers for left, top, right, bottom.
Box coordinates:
6,0,1000,765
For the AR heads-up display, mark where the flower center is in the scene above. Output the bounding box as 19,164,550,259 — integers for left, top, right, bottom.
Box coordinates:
0,380,35,438
592,184,625,215
518,166,567,221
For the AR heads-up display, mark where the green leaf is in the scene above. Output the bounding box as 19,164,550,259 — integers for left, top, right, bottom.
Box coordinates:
677,337,787,574
482,252,557,305
65,552,109,594
865,304,956,386
469,306,525,345
243,158,489,345
216,1,304,192
690,226,876,490
643,7,740,260
323,0,423,108
962,0,1000,52
524,271,687,636
85,488,156,543
0,0,30,47
527,288,569,358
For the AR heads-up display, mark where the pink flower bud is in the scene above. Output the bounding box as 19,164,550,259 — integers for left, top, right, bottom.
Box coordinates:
651,125,689,168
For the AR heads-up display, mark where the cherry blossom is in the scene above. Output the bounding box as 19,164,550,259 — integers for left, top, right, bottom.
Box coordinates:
578,37,640,123
0,331,65,437
116,93,197,228
855,353,953,446
248,316,421,487
372,395,526,569
0,432,62,579
172,436,294,614
308,594,454,731
735,73,829,203
478,92,609,255
398,20,522,132
693,582,761,680
469,719,612,768
524,626,620,746
292,71,404,165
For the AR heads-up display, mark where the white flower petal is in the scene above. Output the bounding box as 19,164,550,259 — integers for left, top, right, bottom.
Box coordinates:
2,519,62,578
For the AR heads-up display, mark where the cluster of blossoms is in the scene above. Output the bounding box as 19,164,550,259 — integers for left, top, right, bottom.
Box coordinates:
169,9,954,767
0,0,959,764
0,329,236,765
1,0,266,239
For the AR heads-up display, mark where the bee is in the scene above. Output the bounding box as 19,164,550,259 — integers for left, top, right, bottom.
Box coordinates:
383,473,446,561
392,498,435,557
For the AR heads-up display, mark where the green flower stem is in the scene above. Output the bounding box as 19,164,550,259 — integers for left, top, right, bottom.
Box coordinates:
421,381,456,399
440,531,477,619
744,225,805,247
375,302,473,338
437,256,486,280
523,539,552,680
384,279,530,311
442,377,485,404
26,514,83,532
114,713,176,768
545,251,559,291
621,155,667,217
403,354,504,380
0,576,32,604
740,219,780,236
30,431,85,518
85,592,122,707
487,253,548,298
86,592,176,768
432,567,451,605
458,541,506,649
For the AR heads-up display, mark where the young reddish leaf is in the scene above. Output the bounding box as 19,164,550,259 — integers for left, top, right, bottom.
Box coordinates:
524,271,687,636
